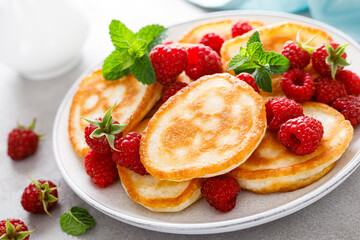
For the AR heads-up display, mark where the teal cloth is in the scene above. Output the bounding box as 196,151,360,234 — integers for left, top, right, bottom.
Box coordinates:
187,0,360,41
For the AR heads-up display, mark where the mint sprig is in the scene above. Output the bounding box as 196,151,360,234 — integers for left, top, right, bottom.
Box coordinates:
103,20,167,83
60,207,95,236
228,31,290,92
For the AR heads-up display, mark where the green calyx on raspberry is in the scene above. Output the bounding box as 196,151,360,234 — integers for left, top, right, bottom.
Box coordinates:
17,119,43,139
296,30,316,54
29,175,59,217
83,104,128,152
325,41,350,79
0,220,34,240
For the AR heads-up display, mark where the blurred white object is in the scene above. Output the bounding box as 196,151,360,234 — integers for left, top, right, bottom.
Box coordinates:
0,0,89,80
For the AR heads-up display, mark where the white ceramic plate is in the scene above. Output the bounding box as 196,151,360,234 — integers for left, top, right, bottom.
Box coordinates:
53,11,360,234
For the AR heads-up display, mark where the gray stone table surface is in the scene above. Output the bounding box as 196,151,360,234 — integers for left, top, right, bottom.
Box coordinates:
0,0,359,239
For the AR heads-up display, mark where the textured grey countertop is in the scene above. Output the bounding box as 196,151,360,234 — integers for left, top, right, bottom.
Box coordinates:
0,0,359,239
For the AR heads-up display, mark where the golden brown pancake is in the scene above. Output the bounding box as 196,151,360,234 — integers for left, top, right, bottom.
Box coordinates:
68,69,162,157
228,102,353,194
117,119,202,212
140,73,267,181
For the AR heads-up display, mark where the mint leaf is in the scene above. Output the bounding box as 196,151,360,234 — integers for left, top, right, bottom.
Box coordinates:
248,42,265,61
247,31,261,47
109,20,136,51
128,39,147,58
253,65,272,92
60,207,95,236
260,52,290,75
102,50,133,80
130,54,156,85
136,24,166,45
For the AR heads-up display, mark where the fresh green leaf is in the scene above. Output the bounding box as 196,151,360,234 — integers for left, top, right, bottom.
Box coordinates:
233,61,259,74
260,51,290,75
136,24,166,45
102,50,133,80
247,42,265,61
109,20,136,51
147,28,168,52
228,54,249,70
253,65,272,92
130,54,156,85
128,39,147,58
247,31,261,48
60,207,95,236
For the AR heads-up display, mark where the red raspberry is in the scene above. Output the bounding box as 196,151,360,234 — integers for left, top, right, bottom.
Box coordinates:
314,76,347,104
335,70,360,96
149,45,188,85
281,41,310,69
84,150,118,188
185,45,222,80
0,219,32,240
21,179,58,215
265,97,304,131
201,176,241,213
332,95,360,126
278,116,324,155
236,73,259,93
231,21,253,38
7,120,39,160
161,82,188,103
312,41,347,77
112,132,149,175
199,32,225,55
280,68,315,102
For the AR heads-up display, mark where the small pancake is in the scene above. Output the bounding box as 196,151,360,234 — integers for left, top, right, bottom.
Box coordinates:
140,73,267,181
220,22,333,100
179,19,264,44
69,69,162,157
228,102,353,194
117,119,202,212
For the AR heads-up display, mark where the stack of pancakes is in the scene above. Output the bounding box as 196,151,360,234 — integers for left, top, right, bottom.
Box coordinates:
68,20,354,212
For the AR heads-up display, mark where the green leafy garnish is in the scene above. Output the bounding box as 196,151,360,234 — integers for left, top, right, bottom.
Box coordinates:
228,31,290,92
60,207,95,236
325,41,350,80
103,20,167,84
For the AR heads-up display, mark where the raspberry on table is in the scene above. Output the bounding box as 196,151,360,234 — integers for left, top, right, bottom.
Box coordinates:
231,21,253,38
21,178,59,215
112,132,149,175
201,176,241,213
7,119,40,161
312,41,347,77
335,70,360,96
236,73,259,93
185,44,222,80
332,95,360,126
0,219,33,240
314,76,347,104
161,82,188,103
278,116,324,155
84,150,118,188
281,41,310,69
199,32,225,55
265,97,304,131
280,68,315,102
149,45,188,85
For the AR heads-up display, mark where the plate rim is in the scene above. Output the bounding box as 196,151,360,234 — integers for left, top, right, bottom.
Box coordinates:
53,9,360,234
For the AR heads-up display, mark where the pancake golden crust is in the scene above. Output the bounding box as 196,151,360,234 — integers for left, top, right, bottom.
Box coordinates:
179,19,264,44
140,73,267,181
68,69,162,157
228,102,353,193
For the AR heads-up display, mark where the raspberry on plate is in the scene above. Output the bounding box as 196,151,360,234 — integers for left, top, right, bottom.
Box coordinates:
7,119,40,161
314,76,347,104
231,21,253,38
265,97,304,131
201,176,241,213
199,32,225,55
161,82,188,103
112,132,149,175
278,116,324,155
84,104,127,153
149,45,188,85
185,44,222,80
280,68,315,102
336,70,360,96
0,219,33,240
236,73,259,93
332,95,360,126
312,41,349,78
21,177,59,216
281,41,310,69
84,150,118,188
